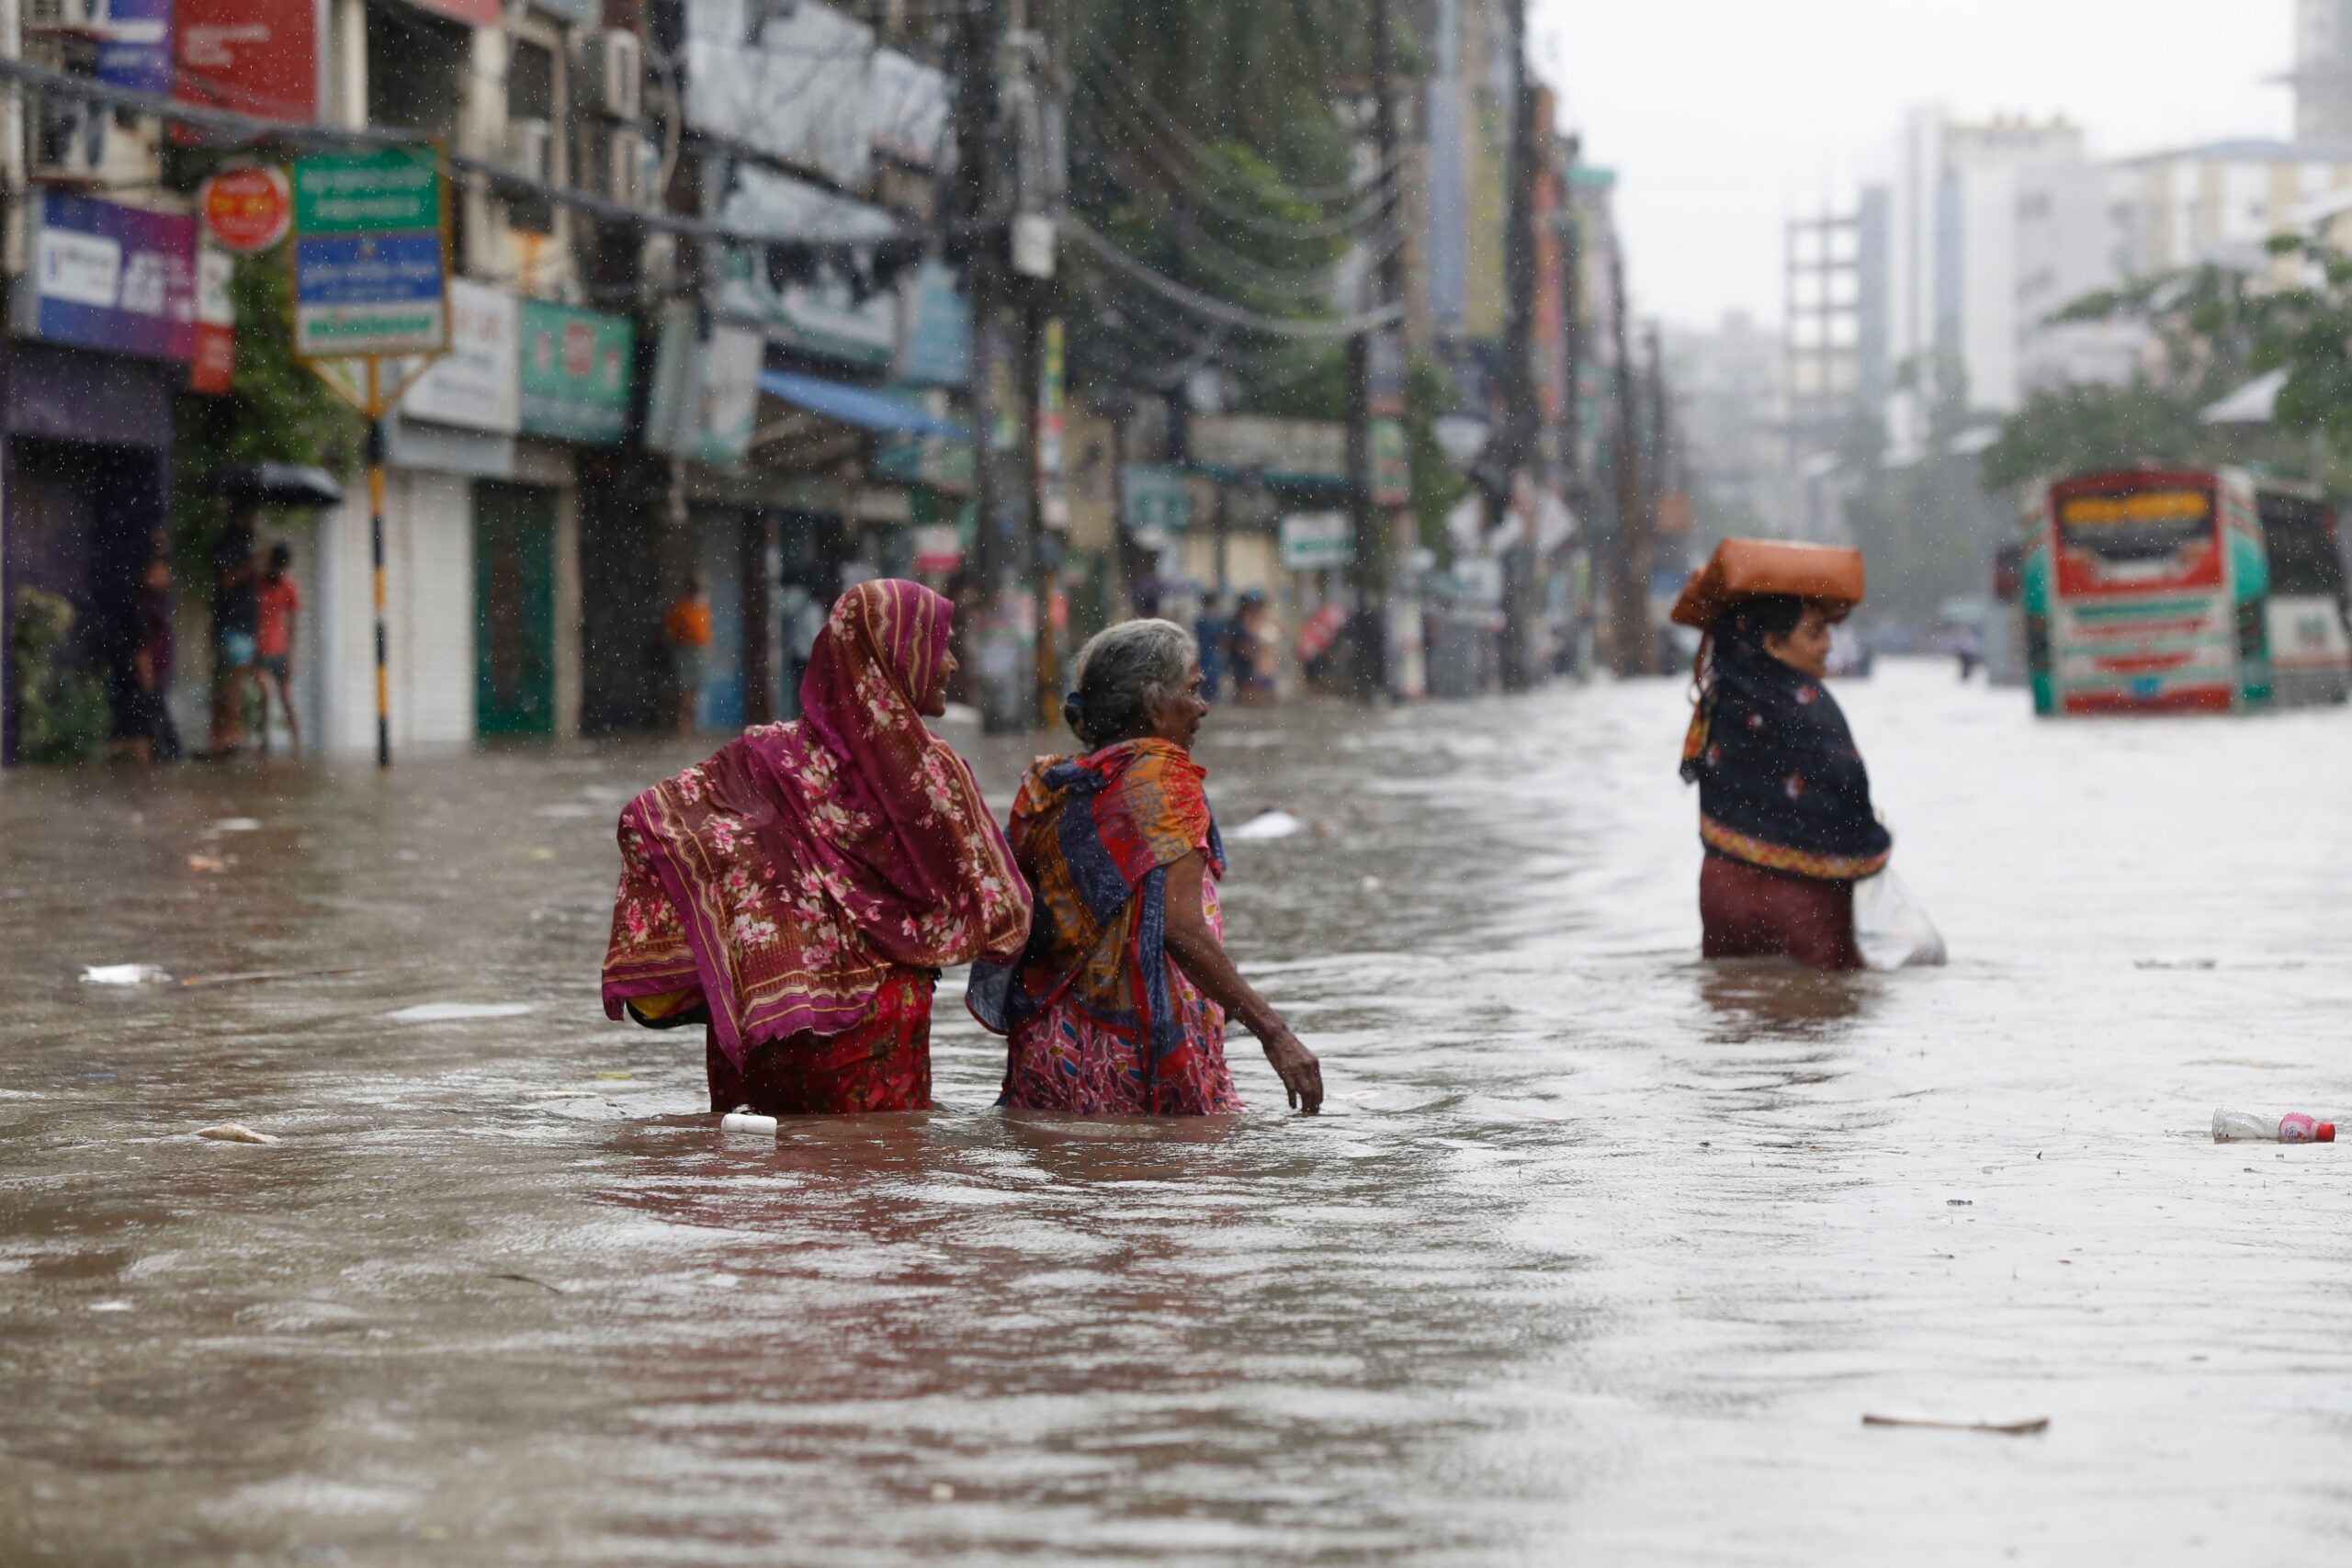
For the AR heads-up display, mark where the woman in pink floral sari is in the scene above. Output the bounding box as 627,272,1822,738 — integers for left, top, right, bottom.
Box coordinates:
602,580,1030,1114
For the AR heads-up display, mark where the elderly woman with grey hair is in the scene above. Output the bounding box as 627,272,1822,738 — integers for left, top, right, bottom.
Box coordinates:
969,618,1323,1114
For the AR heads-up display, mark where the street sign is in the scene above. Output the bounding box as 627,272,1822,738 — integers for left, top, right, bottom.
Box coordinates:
1281,512,1355,570
286,145,449,773
200,166,292,254
1122,464,1192,539
289,147,447,360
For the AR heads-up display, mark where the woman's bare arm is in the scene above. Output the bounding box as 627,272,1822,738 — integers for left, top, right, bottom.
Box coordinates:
1160,851,1322,1112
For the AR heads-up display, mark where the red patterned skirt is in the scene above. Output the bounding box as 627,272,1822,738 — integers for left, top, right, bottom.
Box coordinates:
706,968,934,1114
1700,852,1861,972
1001,983,1243,1116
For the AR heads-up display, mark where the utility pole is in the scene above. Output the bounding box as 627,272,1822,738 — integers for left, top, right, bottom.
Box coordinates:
953,0,1022,729
956,0,1062,730
1607,243,1650,677
1026,0,1069,729
1347,0,1408,701
1558,152,1585,519
1646,321,1673,600
1495,0,1540,692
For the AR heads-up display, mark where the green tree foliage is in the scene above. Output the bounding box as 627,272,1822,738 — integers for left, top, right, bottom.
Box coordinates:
1064,0,1392,396
8,586,109,764
1977,384,2218,492
171,254,366,573
1981,258,2331,499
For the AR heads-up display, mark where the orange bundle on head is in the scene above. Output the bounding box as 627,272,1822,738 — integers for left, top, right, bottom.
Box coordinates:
1670,539,1867,630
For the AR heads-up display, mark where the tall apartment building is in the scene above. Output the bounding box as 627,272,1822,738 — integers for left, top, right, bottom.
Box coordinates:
2293,0,2352,143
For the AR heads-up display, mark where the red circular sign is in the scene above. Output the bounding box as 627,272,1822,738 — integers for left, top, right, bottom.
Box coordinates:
200,166,292,254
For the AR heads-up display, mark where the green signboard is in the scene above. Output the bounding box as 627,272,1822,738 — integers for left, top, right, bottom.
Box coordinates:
292,147,443,234
518,299,634,445
1122,463,1192,539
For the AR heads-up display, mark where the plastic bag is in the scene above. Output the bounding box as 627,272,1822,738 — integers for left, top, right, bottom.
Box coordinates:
1852,868,1947,970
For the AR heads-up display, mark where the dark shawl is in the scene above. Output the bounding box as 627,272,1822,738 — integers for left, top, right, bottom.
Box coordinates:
1680,617,1891,881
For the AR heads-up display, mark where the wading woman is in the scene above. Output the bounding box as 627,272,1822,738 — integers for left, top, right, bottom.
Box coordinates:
602,580,1030,1114
970,619,1324,1114
1677,542,1888,972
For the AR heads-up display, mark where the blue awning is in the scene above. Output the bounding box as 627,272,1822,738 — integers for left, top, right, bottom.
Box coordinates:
759,371,965,438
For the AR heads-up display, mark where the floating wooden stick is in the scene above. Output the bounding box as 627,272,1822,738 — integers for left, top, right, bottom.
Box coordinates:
1862,1414,2050,1436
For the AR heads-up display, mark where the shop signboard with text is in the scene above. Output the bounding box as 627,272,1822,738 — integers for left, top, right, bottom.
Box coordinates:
1121,465,1192,547
1280,512,1355,570
399,279,519,433
97,0,174,96
175,0,320,125
192,245,235,393
645,310,761,465
518,299,633,445
13,192,197,363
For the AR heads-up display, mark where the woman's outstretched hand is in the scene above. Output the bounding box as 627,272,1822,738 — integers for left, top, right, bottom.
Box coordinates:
1261,1026,1323,1114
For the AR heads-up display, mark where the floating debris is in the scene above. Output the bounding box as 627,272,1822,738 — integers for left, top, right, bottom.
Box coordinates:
196,1123,279,1145
1863,1414,2049,1436
81,964,173,987
1231,809,1306,842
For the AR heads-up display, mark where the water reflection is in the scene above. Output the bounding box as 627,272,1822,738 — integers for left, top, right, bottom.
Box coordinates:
1690,957,1880,1039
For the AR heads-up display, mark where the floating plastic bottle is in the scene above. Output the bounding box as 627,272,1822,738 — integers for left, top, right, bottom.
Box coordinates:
2211,1109,2335,1144
719,1112,779,1136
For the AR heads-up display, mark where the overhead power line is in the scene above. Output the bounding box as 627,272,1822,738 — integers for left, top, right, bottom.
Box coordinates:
1072,72,1395,243
1065,216,1402,339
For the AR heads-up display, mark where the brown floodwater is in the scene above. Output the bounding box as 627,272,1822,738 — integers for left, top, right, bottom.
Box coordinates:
5,661,2351,1563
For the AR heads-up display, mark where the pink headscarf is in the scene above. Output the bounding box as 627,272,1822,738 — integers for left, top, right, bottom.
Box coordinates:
602,580,1031,1066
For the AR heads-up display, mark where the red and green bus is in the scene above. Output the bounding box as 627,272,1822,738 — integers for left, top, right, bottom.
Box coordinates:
2018,468,2351,715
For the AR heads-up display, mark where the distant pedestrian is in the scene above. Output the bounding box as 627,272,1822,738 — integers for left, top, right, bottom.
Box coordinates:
208,508,260,755
110,554,179,764
663,573,714,734
604,580,1031,1115
1231,590,1278,705
1953,626,1984,682
254,543,302,759
1193,596,1230,703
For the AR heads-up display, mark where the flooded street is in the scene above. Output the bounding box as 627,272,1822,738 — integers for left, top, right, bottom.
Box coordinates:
7,660,2352,1564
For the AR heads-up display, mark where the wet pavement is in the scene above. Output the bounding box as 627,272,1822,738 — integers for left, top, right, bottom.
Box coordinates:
6,660,2352,1564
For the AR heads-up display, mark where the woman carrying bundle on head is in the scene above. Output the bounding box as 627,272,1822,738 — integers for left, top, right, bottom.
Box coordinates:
601,580,1031,1114
969,618,1324,1115
1675,541,1891,973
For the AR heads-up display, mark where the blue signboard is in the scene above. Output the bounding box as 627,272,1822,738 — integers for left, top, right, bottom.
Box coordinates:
11,192,196,362
293,234,445,306
97,0,174,96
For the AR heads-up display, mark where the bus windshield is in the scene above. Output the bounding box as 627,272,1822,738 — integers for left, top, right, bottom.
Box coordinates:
2057,488,2214,564
2256,492,2347,599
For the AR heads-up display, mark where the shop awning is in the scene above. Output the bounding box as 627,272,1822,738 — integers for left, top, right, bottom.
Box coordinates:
759,371,965,438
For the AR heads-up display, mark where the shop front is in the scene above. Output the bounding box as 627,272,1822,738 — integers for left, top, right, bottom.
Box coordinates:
1,194,195,764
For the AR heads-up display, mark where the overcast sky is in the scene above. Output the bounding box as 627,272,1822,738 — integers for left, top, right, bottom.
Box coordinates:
1532,0,2297,332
